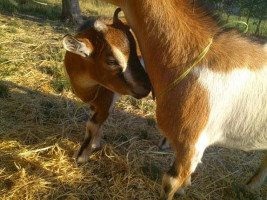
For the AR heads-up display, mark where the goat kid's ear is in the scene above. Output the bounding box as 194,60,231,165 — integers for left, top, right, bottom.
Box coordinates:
63,34,92,58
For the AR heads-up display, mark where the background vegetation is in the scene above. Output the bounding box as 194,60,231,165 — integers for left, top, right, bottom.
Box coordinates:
203,0,267,36
0,0,267,36
0,0,266,200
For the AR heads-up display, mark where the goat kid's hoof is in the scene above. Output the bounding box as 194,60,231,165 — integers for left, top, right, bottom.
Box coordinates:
77,155,89,163
91,140,101,150
73,151,89,163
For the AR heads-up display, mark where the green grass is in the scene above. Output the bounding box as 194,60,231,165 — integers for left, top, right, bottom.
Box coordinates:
0,0,115,20
2,1,265,37
51,77,70,93
125,96,155,113
0,0,61,20
220,14,267,37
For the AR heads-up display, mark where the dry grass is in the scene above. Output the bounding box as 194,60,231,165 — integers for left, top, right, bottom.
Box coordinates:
0,0,116,19
0,4,266,200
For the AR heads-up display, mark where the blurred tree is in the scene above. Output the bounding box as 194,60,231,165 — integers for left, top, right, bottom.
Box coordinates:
251,0,267,34
242,0,257,24
201,0,266,35
62,0,83,24
18,0,29,4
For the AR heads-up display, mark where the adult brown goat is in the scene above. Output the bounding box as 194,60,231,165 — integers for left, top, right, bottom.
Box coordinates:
99,0,267,199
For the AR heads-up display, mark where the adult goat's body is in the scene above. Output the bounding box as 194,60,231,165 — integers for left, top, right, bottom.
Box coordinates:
100,1,267,199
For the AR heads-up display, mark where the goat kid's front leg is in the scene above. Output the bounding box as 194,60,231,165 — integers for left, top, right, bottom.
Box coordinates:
75,91,115,163
247,152,267,190
76,113,102,163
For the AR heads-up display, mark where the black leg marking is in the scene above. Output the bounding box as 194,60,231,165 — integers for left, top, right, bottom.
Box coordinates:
89,105,95,111
77,130,93,158
90,113,97,123
159,138,167,149
77,113,98,159
167,161,178,177
163,184,171,196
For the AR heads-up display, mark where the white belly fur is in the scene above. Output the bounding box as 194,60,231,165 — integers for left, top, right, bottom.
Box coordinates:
194,66,267,151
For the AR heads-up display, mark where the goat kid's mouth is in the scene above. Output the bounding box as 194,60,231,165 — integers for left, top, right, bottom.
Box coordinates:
130,86,151,99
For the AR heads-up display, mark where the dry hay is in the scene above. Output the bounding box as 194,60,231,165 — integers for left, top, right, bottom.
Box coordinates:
0,12,266,200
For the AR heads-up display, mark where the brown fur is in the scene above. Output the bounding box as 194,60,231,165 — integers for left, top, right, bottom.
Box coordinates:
64,13,151,162
121,0,266,93
157,75,209,199
205,30,267,72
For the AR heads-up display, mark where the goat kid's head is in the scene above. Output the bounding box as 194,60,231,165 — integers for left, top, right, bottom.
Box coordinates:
63,8,151,99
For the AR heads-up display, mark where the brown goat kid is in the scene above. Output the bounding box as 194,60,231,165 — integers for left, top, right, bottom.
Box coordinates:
63,9,151,162
100,1,267,200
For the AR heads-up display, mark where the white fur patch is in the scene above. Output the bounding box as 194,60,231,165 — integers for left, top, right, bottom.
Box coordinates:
91,126,103,150
86,121,98,137
94,20,108,32
63,35,92,57
78,42,92,57
112,46,128,71
139,58,146,70
163,174,180,189
190,133,209,173
111,47,136,87
194,66,267,151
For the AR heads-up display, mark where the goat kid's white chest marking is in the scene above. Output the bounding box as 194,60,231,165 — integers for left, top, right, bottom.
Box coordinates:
194,66,267,151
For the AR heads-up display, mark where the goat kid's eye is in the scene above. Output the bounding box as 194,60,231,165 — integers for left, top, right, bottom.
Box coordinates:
106,57,119,66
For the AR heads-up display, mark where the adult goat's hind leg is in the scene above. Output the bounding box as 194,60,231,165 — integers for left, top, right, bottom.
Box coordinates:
247,152,267,190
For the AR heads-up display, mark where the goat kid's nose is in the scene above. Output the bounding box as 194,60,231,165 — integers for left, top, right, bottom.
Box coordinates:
131,86,150,99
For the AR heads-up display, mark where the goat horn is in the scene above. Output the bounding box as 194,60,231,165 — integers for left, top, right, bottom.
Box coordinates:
113,8,122,24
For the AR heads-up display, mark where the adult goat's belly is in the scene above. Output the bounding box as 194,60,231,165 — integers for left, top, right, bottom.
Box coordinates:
194,66,267,151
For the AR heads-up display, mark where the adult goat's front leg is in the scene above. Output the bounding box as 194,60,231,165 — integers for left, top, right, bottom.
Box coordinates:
159,134,207,200
160,146,194,200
